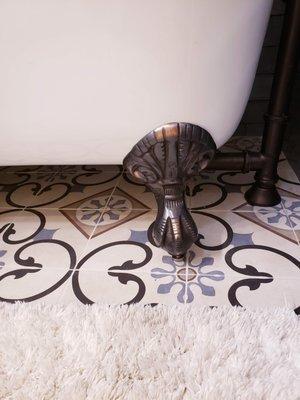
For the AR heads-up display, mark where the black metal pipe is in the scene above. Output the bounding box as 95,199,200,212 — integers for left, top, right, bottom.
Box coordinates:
243,0,300,206
205,0,300,204
207,151,264,172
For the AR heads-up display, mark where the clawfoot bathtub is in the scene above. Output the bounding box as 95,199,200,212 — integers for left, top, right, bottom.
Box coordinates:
1,0,299,257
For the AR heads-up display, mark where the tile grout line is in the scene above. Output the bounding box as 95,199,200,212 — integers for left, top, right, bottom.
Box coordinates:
183,257,190,305
19,166,121,213
57,176,125,303
66,174,123,282
2,169,121,304
23,167,124,211
0,169,55,279
2,159,300,305
84,172,123,245
19,168,121,270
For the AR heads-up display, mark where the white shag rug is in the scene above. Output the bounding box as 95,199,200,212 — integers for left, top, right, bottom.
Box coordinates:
0,304,299,400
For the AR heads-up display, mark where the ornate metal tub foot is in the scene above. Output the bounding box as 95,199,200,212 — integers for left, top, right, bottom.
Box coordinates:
123,123,216,258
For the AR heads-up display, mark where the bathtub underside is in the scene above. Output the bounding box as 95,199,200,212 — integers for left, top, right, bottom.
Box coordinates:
1,1,298,258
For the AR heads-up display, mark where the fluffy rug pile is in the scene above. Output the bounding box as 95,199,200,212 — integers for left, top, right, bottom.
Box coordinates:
0,304,299,400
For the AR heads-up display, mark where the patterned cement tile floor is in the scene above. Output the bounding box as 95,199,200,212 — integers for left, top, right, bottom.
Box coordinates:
0,136,299,311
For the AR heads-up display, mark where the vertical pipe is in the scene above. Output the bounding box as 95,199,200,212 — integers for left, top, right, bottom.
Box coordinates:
245,0,300,206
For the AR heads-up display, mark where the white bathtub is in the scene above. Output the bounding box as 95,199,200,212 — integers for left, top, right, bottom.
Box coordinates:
0,0,272,165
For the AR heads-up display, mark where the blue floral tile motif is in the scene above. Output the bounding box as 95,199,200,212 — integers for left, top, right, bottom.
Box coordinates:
185,251,225,303
230,232,254,247
32,228,58,242
253,197,300,232
0,250,6,269
151,256,186,303
105,196,131,214
254,203,291,228
77,196,110,226
129,229,149,244
281,197,300,230
234,196,298,244
82,197,108,209
77,195,132,226
151,251,225,304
